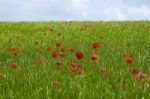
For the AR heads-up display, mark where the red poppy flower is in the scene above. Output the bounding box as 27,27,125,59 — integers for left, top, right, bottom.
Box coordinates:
52,51,59,58
61,48,65,52
125,56,134,64
75,51,84,60
77,64,83,73
60,52,67,58
135,72,146,81
69,62,84,75
69,65,76,73
130,67,139,75
93,42,100,49
12,49,19,56
76,64,84,75
91,53,99,62
69,62,77,73
55,42,61,47
99,66,106,73
11,62,17,69
47,47,51,52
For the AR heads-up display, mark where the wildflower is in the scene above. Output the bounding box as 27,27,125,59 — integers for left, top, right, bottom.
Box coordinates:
135,72,146,81
75,51,84,60
60,52,67,58
130,67,139,75
69,62,84,75
55,42,61,47
125,56,134,64
47,47,51,52
52,51,59,58
12,49,19,56
69,65,76,73
61,48,65,52
91,53,99,62
93,42,100,49
11,62,17,69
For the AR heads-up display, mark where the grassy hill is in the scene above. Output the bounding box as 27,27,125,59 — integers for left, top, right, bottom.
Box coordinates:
0,22,150,99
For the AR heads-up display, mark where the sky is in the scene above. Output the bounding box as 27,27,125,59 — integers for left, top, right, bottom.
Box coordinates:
0,0,150,21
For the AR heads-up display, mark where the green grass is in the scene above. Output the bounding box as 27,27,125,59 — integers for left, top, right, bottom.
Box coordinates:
0,21,150,99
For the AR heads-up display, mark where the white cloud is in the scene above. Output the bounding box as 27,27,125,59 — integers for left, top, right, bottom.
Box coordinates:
125,5,150,20
0,0,150,21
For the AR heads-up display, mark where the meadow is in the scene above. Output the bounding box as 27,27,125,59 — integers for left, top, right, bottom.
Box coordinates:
0,21,150,99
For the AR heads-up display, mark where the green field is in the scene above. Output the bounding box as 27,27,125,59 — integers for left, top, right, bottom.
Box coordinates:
0,22,150,99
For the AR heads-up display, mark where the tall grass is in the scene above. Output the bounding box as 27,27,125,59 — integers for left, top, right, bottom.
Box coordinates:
0,22,150,99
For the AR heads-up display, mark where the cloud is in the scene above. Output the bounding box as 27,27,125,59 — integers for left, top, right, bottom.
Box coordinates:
0,0,150,21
